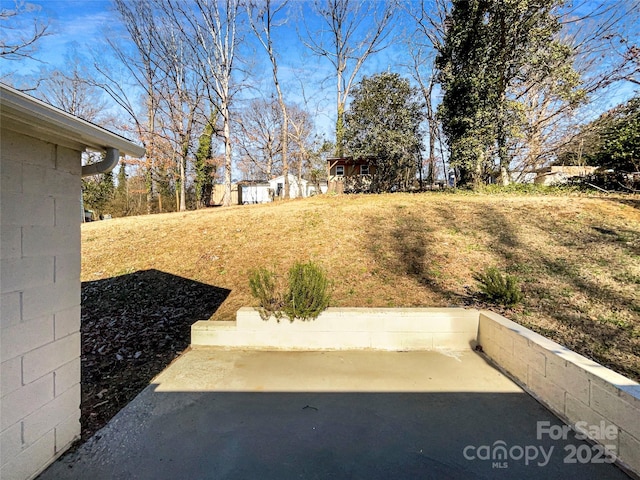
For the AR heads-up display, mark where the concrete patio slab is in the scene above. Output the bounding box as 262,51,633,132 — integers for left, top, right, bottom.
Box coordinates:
37,348,630,480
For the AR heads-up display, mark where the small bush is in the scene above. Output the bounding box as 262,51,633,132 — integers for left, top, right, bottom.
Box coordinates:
474,267,523,307
249,261,331,321
248,267,285,320
283,261,331,321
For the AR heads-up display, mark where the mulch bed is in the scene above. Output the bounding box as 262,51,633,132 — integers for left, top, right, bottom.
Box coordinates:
80,270,229,440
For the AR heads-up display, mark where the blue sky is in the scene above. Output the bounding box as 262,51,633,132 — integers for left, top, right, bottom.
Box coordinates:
4,0,409,138
7,0,115,73
3,0,639,139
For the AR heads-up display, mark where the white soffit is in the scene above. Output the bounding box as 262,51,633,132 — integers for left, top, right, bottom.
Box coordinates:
0,83,145,158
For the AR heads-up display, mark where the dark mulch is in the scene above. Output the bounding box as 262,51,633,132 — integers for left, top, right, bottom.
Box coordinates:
80,269,229,440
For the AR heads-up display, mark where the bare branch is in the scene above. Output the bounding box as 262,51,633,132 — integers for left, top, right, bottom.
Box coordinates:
246,0,292,195
0,0,51,61
302,0,397,154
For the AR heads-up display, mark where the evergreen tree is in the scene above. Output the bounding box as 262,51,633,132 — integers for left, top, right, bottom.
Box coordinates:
565,96,640,172
116,160,127,198
595,96,640,172
436,0,494,187
82,171,115,219
437,0,564,187
344,72,425,192
111,160,131,217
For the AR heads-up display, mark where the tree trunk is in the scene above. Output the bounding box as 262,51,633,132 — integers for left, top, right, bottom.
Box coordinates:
497,11,510,186
145,167,153,214
335,104,345,158
179,156,187,211
145,89,155,215
276,87,289,199
336,61,345,157
427,76,437,188
223,101,233,207
179,113,194,212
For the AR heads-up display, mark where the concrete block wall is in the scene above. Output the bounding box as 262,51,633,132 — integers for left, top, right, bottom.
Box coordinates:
192,307,479,351
477,310,640,477
1,129,82,480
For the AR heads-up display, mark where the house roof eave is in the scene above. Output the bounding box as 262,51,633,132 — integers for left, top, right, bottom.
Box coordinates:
1,83,145,158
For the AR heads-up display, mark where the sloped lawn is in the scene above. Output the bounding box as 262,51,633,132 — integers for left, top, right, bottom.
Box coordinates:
80,192,640,439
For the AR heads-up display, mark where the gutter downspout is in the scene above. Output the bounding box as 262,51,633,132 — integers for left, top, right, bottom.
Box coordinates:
82,147,120,177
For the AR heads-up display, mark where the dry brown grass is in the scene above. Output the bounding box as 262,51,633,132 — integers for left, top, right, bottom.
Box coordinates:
82,192,640,381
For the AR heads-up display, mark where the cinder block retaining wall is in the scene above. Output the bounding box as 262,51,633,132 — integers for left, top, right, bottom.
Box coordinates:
477,310,640,478
192,307,479,351
192,307,640,476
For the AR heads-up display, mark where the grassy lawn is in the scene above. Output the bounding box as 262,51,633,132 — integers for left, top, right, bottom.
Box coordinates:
82,192,640,382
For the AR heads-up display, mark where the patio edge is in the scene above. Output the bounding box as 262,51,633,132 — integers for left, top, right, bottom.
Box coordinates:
191,306,640,478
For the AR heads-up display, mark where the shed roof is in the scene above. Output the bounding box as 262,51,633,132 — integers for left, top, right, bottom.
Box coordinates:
0,83,145,158
327,156,374,164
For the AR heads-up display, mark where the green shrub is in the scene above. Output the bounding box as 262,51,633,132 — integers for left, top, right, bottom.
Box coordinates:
249,261,331,321
249,267,285,320
474,267,523,307
283,261,331,321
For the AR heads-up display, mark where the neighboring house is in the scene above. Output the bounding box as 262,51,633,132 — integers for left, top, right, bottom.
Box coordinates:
0,84,144,480
269,174,309,200
213,174,327,206
534,165,598,185
267,174,327,199
327,156,375,193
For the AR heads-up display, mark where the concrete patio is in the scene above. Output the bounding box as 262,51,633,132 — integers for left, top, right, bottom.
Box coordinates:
37,348,630,479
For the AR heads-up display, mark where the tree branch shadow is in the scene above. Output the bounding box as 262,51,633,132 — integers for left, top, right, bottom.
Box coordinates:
365,198,638,382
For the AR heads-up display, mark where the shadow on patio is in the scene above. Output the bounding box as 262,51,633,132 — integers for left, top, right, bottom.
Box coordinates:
39,349,631,480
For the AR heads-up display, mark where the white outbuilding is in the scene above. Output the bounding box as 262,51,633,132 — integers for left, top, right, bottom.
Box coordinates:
268,174,327,199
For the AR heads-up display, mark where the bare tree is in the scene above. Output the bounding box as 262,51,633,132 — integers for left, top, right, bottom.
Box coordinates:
247,0,291,198
560,0,640,89
162,0,243,207
235,97,282,180
152,20,205,211
97,0,164,214
38,67,108,123
403,0,449,187
98,0,244,211
288,103,321,190
0,0,50,61
303,0,396,156
414,0,639,184
509,0,640,175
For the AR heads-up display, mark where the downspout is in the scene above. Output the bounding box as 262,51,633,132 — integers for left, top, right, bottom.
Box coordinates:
82,147,120,177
